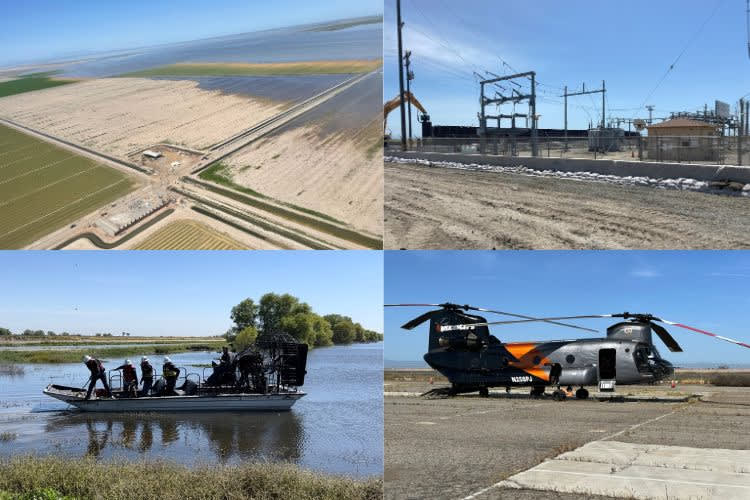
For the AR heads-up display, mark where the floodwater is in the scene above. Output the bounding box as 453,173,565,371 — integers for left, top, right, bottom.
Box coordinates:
269,69,383,137
54,22,382,78
0,343,383,478
151,74,352,103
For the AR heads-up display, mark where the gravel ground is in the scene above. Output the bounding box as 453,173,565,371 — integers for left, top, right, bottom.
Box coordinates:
385,162,750,250
384,385,750,499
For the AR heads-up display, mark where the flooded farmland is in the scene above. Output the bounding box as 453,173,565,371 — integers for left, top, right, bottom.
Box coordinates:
54,21,382,78
0,342,383,478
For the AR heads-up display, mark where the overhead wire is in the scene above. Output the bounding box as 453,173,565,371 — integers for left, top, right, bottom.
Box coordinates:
631,0,724,118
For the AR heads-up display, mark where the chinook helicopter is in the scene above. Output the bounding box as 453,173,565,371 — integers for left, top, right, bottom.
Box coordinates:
387,303,750,399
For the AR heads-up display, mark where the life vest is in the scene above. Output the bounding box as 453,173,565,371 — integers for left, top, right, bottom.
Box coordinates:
163,363,179,378
141,362,154,379
86,359,104,374
123,364,137,383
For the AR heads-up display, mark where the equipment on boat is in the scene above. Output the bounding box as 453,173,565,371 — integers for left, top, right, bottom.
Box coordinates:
44,333,309,412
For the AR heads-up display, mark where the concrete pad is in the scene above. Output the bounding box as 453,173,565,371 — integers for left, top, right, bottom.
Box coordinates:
499,441,750,499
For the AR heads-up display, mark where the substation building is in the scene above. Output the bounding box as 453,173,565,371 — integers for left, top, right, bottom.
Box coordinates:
646,118,719,162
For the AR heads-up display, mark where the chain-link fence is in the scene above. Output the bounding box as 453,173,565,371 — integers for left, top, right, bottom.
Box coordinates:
386,135,750,166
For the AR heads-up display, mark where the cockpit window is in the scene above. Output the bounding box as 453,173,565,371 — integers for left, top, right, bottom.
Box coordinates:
633,345,651,373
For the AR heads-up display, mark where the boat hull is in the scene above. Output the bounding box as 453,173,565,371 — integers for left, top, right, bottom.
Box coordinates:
43,385,305,412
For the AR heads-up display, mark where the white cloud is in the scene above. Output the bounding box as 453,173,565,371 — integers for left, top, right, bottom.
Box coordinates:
630,269,661,278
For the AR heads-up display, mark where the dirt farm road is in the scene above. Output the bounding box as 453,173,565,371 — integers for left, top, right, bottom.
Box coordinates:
385,162,750,249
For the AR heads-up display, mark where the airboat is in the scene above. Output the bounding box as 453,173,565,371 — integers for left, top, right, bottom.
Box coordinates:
43,334,308,412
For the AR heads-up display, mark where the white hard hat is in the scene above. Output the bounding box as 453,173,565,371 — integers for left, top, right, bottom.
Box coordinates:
125,359,132,365
83,355,92,363
141,356,149,362
163,356,171,363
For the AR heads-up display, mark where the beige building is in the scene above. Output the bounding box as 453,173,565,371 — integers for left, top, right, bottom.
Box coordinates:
646,118,719,162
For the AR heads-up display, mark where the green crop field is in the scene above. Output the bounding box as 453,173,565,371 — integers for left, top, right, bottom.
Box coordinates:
131,219,247,250
0,74,76,98
0,124,136,248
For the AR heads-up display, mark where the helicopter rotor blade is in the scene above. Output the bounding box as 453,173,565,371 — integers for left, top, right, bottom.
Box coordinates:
657,319,750,349
385,304,442,307
476,314,615,328
649,322,682,352
465,306,599,333
400,311,438,330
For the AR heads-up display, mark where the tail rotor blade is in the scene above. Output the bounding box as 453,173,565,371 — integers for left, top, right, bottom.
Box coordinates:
659,319,750,349
649,322,683,352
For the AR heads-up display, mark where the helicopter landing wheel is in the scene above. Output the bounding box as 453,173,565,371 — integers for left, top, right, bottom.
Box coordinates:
479,387,489,398
575,388,589,400
552,389,567,401
530,386,545,398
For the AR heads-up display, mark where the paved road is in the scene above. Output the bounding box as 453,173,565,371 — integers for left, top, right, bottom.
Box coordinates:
384,386,750,499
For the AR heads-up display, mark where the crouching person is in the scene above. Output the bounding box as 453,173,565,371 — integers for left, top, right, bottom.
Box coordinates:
140,356,154,396
83,355,111,400
162,357,179,395
114,359,139,397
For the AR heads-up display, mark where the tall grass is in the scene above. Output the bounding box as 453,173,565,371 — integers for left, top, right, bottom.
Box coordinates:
0,456,382,500
0,344,217,364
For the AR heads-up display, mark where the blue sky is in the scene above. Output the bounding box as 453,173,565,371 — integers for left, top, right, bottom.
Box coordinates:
0,0,382,66
385,251,750,366
385,0,750,136
0,251,383,336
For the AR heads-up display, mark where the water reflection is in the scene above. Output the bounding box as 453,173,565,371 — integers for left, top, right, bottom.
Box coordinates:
46,411,303,464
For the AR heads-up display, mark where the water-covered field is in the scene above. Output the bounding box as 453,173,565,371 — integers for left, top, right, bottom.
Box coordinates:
50,22,382,78
0,343,383,478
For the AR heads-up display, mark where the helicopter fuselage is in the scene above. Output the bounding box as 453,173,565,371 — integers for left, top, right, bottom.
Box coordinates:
424,310,675,393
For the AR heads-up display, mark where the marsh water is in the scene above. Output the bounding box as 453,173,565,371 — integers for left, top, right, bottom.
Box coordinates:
0,343,383,477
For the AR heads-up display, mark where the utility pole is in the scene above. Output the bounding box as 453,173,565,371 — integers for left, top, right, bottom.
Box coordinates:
561,81,607,142
530,72,538,157
563,85,568,151
646,105,655,124
396,0,407,151
601,80,606,129
404,50,414,141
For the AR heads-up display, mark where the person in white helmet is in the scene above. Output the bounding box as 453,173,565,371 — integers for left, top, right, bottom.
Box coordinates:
140,356,154,397
162,356,179,395
113,359,139,397
82,355,111,399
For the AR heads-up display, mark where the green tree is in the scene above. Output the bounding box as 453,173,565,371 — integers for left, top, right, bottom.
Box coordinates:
234,325,259,351
258,293,311,334
0,327,11,336
312,315,334,346
332,320,356,344
281,312,316,345
353,323,366,342
231,298,258,332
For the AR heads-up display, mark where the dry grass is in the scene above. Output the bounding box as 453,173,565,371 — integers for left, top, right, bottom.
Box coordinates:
0,456,382,500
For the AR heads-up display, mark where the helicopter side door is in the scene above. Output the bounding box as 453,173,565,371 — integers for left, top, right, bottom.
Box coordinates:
598,348,617,391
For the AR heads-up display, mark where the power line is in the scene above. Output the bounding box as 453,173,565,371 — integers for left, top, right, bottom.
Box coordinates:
633,0,724,117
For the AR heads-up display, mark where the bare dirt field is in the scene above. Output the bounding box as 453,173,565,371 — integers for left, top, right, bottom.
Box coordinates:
385,162,750,249
0,78,284,159
385,385,750,499
222,71,383,236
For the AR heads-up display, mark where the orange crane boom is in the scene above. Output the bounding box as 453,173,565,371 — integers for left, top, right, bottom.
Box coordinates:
384,92,427,134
